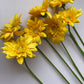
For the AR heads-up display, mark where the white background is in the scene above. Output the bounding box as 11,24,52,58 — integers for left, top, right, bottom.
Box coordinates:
0,0,84,84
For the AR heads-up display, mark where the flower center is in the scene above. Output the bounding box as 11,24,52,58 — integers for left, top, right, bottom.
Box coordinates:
67,17,70,20
34,29,38,34
52,26,56,31
18,46,22,50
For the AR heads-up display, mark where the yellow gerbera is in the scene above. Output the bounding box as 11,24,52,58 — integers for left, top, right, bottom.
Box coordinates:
29,0,52,18
58,6,82,27
0,14,24,41
1,36,37,65
24,17,47,44
49,0,74,10
45,14,68,44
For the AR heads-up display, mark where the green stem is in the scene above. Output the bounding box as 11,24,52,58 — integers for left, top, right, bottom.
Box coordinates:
68,25,84,56
44,38,83,84
24,58,43,84
73,26,84,46
61,42,84,81
37,47,70,84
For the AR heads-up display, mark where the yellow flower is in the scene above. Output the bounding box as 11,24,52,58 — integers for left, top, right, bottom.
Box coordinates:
49,0,74,10
29,0,52,18
0,14,24,41
45,14,68,44
58,6,82,27
1,36,37,65
24,17,47,44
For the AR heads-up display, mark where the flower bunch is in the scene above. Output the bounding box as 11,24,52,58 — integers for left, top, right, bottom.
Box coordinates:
0,0,83,84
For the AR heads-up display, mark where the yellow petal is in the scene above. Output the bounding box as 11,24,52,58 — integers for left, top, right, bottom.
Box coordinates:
41,12,46,16
26,36,33,44
74,19,80,23
69,22,74,27
17,57,24,65
6,55,15,59
35,36,41,44
4,24,12,28
40,32,47,37
46,11,52,18
14,31,24,36
28,43,37,49
28,52,36,58
42,0,49,9
4,33,11,39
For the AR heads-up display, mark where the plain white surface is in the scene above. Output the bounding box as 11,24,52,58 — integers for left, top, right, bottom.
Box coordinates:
0,0,84,84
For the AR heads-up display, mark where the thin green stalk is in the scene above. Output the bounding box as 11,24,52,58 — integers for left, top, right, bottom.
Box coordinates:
73,26,84,46
44,38,83,84
61,42,84,81
37,47,70,84
24,58,43,84
68,25,84,56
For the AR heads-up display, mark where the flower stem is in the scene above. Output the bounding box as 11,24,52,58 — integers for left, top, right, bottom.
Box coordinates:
24,58,43,84
61,42,84,81
68,25,84,56
44,38,83,84
73,26,84,46
37,47,70,84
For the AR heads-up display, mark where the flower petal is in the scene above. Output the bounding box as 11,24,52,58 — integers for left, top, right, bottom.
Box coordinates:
17,57,24,65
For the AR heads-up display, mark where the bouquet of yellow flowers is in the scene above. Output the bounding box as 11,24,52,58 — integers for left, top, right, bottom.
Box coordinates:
0,0,83,84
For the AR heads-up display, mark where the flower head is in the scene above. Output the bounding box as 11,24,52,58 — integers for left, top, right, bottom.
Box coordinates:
0,14,24,41
1,36,37,65
29,0,52,18
24,17,47,44
58,6,82,26
49,0,74,10
45,14,68,44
